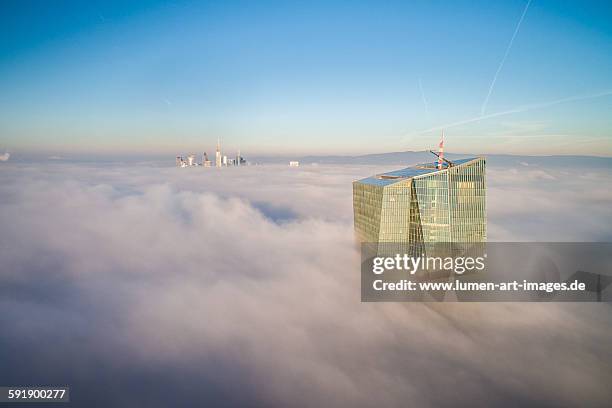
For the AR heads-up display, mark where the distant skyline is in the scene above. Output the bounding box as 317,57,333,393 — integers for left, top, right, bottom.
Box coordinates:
1,0,611,156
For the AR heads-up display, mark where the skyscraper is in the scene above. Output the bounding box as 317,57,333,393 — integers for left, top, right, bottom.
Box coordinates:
353,156,486,245
215,138,222,168
187,154,196,166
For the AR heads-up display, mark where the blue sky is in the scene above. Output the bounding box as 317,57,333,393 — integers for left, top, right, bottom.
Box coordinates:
0,0,611,156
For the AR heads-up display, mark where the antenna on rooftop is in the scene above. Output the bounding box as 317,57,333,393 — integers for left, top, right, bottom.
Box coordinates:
429,130,454,168
438,131,444,169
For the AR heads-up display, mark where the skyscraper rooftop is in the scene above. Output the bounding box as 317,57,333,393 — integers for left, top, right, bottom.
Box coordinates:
356,158,478,187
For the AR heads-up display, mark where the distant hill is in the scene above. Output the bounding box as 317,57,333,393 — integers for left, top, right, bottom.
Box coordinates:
252,151,612,168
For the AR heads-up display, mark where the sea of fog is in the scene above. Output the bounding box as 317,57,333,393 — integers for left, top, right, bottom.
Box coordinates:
0,161,611,407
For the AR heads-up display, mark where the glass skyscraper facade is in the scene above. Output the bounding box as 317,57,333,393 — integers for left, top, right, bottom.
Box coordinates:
353,157,486,247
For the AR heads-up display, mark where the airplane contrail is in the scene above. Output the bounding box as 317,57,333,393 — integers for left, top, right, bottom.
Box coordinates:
481,0,532,116
418,77,429,114
404,89,612,139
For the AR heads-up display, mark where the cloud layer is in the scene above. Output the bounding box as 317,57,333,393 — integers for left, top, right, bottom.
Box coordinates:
0,162,611,407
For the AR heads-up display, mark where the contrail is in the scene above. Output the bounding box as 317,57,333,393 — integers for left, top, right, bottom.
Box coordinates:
418,77,429,114
404,89,612,139
481,0,532,116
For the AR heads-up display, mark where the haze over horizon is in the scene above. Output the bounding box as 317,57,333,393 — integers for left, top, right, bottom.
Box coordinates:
1,0,611,156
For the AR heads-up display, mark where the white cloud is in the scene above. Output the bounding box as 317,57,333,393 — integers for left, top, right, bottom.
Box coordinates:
0,152,9,161
0,163,611,406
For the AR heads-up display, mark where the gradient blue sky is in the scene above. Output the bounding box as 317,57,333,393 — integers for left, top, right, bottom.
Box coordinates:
1,0,611,156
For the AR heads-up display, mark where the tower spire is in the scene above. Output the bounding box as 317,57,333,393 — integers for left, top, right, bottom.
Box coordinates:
437,131,445,169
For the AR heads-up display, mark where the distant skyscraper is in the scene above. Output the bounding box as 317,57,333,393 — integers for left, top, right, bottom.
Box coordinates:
177,143,244,168
353,156,486,245
215,138,222,168
187,154,196,166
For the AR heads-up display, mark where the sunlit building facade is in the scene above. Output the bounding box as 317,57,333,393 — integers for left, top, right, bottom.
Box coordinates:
353,157,486,245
